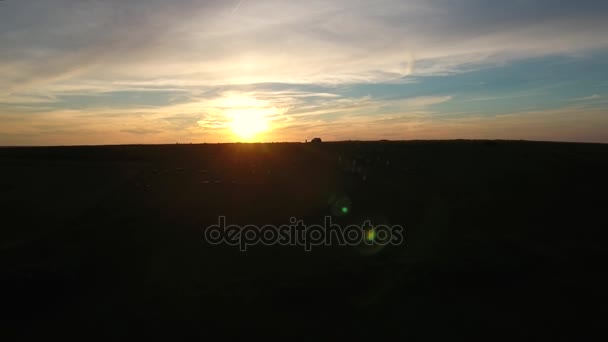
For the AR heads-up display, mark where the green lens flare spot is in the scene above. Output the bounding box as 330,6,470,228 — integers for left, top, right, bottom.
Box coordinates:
341,206,349,214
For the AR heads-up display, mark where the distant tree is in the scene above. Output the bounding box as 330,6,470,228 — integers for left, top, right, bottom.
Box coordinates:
311,137,322,143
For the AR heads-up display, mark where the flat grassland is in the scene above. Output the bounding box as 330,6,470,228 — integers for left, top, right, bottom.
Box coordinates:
1,141,607,339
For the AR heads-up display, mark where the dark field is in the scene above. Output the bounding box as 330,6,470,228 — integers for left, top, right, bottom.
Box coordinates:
1,140,607,339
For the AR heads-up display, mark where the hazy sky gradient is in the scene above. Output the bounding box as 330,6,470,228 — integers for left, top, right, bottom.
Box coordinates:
1,0,608,144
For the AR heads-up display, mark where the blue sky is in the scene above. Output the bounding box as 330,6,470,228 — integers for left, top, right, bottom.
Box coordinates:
1,0,608,144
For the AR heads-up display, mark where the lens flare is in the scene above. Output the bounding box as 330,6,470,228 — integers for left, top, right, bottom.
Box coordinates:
366,229,376,242
328,194,352,217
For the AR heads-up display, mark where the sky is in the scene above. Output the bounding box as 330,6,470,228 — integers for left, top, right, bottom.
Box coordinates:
1,0,608,145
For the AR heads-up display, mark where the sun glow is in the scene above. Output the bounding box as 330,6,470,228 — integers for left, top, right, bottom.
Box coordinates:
227,108,270,140
219,94,280,141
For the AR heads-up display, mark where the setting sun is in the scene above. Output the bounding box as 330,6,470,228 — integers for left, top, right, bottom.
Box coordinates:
227,108,271,141
216,94,281,141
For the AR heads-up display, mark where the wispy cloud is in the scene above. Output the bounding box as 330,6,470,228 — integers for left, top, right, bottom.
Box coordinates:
3,0,608,91
572,94,602,101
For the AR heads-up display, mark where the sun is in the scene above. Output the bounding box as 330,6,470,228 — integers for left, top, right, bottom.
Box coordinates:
227,108,270,141
218,94,278,141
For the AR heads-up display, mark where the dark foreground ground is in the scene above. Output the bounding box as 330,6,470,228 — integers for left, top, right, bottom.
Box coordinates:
1,140,607,339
